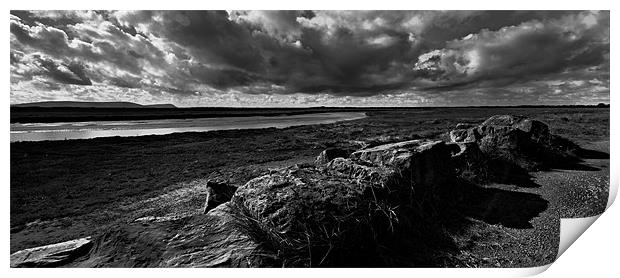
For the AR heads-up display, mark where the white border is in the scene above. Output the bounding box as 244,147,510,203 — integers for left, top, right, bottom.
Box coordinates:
3,1,617,277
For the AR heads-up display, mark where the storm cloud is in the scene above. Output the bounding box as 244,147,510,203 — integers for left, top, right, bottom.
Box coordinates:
10,10,610,106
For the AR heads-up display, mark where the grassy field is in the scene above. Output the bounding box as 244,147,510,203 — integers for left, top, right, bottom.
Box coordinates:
10,107,610,266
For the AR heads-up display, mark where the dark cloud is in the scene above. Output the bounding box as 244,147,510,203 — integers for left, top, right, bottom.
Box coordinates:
9,10,610,106
412,11,609,90
10,52,92,85
119,11,265,71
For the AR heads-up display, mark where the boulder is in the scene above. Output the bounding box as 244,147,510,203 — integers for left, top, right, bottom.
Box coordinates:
477,115,550,145
232,165,384,235
447,115,577,170
350,140,454,188
10,237,93,267
447,142,489,182
230,163,400,266
203,179,237,213
449,128,479,143
455,123,476,129
229,140,456,266
350,140,425,167
326,157,398,186
448,142,486,163
314,148,350,166
475,115,555,170
347,140,370,149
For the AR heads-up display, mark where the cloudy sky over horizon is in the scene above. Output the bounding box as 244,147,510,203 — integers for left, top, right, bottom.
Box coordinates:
10,10,610,107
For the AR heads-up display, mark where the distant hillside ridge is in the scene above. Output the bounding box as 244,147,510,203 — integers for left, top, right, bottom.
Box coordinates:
12,101,177,109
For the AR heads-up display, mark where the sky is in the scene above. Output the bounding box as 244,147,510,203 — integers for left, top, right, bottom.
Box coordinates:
9,10,610,107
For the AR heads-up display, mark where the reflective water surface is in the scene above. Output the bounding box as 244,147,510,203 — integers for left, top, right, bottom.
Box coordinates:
11,112,367,142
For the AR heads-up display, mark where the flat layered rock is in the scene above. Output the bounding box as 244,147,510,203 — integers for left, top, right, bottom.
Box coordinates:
10,237,93,268
134,213,193,223
69,203,264,268
162,203,264,267
350,140,427,167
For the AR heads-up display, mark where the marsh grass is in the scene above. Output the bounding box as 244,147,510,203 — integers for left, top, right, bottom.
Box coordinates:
228,201,378,267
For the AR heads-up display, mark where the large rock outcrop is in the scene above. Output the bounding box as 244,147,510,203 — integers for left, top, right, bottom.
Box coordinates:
230,165,394,266
449,115,577,170
230,139,455,266
350,140,454,188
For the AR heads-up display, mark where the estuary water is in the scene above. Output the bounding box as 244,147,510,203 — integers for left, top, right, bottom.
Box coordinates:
10,112,367,142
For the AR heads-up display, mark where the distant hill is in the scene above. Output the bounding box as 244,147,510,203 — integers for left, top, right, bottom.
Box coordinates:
143,104,178,108
12,101,177,109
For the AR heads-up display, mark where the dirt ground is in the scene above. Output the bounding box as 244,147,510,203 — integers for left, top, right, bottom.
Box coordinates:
10,107,610,267
448,140,609,267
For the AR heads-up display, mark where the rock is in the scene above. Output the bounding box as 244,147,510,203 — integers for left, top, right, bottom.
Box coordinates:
456,123,475,129
514,119,551,144
203,179,237,213
447,142,489,182
350,140,454,188
69,203,266,267
230,164,400,266
446,115,578,171
134,213,193,223
449,142,486,162
314,148,350,165
10,237,93,267
477,115,548,140
229,139,456,266
162,203,266,267
477,115,550,145
347,140,370,149
449,128,479,143
449,129,465,142
475,115,554,170
350,140,426,167
362,135,413,149
232,168,365,235
326,157,398,186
